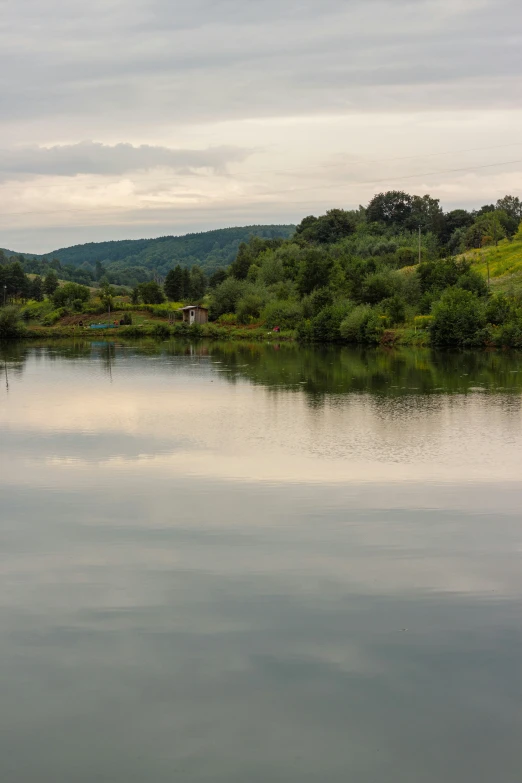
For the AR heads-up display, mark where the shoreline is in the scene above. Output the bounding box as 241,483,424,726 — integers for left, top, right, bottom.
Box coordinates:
3,321,435,347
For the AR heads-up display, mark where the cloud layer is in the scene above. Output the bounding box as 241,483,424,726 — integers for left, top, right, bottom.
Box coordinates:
0,142,251,180
0,0,521,250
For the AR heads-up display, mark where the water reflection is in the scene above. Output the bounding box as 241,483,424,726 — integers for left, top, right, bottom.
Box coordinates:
2,339,522,397
0,340,521,782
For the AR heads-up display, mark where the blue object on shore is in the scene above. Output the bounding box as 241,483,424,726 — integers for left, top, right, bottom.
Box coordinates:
89,324,117,330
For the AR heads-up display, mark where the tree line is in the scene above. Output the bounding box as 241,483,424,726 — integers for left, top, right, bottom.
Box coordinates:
3,189,522,348
2,225,295,288
204,190,522,348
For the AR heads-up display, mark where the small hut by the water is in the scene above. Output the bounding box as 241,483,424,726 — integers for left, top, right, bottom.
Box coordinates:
181,305,209,325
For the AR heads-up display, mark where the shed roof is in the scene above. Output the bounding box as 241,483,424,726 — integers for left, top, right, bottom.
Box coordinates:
181,305,208,310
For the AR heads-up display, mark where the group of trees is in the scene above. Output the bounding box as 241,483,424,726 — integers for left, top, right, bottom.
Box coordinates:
204,190,522,347
3,188,522,348
0,249,96,287
0,261,60,304
128,264,211,305
164,265,207,302
2,225,295,289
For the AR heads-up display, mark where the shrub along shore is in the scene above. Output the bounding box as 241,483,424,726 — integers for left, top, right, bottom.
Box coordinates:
2,190,522,348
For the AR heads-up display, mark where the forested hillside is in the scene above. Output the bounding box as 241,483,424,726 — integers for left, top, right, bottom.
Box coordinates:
2,225,295,287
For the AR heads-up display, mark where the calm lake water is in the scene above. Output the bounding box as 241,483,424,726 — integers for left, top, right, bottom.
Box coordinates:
1,340,522,783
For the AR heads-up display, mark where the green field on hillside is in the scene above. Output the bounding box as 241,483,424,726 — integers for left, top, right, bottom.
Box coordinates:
464,238,522,294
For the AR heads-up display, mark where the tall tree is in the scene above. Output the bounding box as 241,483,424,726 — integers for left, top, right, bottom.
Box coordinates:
95,260,106,281
7,262,30,300
29,275,44,301
409,194,444,235
44,270,59,296
208,268,228,288
295,209,356,244
296,248,333,296
496,195,522,221
137,281,165,304
181,268,191,299
189,266,207,301
366,191,413,227
99,281,115,313
164,265,184,301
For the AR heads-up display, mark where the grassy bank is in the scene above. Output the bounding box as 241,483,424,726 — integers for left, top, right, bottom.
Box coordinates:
21,318,297,343
464,238,522,295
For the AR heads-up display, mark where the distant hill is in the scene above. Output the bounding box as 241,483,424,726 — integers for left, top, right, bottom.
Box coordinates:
34,225,295,276
1,247,39,260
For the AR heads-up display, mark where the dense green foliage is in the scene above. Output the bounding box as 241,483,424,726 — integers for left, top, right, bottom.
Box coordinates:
52,283,91,309
202,191,522,348
3,190,522,349
2,225,295,288
0,306,24,338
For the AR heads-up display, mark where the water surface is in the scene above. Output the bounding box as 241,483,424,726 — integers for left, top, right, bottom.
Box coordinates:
1,341,521,782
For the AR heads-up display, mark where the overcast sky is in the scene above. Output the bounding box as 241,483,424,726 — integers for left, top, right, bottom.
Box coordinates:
1,0,521,252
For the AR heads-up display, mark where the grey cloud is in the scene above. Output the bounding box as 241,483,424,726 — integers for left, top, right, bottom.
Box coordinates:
0,0,520,129
0,142,251,180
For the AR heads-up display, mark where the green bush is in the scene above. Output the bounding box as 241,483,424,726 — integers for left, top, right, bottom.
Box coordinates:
209,278,247,319
0,306,24,338
430,288,486,346
137,281,165,304
456,270,488,297
413,315,433,330
236,292,265,324
419,290,436,315
361,272,397,304
217,313,237,325
340,305,383,344
261,299,303,329
494,320,522,348
201,323,225,339
310,300,353,342
485,294,512,325
151,323,171,338
19,300,54,322
53,283,90,308
118,324,147,337
257,254,285,286
142,303,181,318
83,301,108,315
172,321,192,337
42,309,65,326
296,319,314,342
417,258,469,294
383,294,406,325
302,287,333,319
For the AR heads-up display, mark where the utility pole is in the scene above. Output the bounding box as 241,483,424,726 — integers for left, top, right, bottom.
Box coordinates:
3,285,6,306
